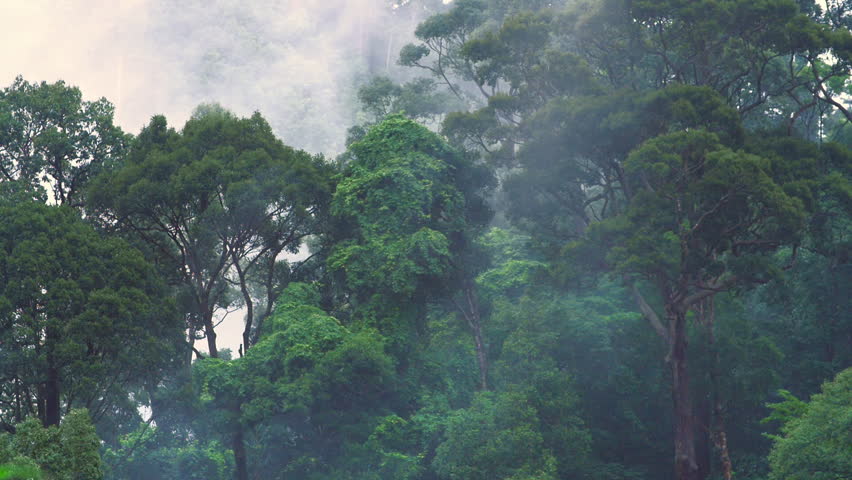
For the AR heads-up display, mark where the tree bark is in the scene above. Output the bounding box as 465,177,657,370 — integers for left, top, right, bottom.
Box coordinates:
231,251,254,353
472,319,488,391
186,328,196,373
36,386,45,424
704,297,733,480
456,285,488,391
203,309,219,358
43,325,62,427
44,364,61,427
232,425,249,480
669,307,700,480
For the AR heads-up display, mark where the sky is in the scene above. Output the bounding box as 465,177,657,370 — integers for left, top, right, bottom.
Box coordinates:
0,0,423,153
0,0,429,355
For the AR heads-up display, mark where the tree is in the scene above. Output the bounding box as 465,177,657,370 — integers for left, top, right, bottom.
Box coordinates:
432,390,560,480
765,368,852,480
0,409,103,480
102,424,233,480
398,2,852,479
0,200,180,429
88,107,333,358
192,282,396,480
88,106,333,480
329,114,494,387
357,76,459,125
563,87,842,479
0,76,128,206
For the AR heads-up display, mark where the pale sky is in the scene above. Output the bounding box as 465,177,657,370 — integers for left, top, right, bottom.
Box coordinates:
1,1,182,132
0,0,423,355
0,0,418,152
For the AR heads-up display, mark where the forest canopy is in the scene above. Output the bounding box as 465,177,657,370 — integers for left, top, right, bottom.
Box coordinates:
0,1,850,480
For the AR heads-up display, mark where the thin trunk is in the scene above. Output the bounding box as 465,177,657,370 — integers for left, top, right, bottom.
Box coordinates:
670,307,700,480
456,285,488,391
44,326,61,427
14,377,22,423
231,247,267,479
713,403,733,480
386,32,394,71
704,298,733,480
36,387,45,424
255,265,276,344
204,309,219,358
232,252,254,353
232,425,249,480
251,245,287,346
472,322,488,391
186,328,196,372
44,364,61,427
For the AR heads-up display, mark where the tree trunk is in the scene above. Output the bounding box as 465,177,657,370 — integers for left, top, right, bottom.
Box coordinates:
232,425,249,480
186,328,196,372
472,319,488,391
44,364,61,427
229,246,268,479
14,377,23,423
43,326,62,427
36,386,45,424
204,309,219,358
231,252,254,353
669,307,700,480
704,297,733,480
457,285,488,391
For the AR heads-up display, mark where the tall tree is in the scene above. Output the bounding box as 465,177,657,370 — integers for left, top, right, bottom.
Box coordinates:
88,107,333,359
0,76,128,206
88,107,332,480
399,1,852,478
0,200,180,429
192,282,395,480
328,114,494,387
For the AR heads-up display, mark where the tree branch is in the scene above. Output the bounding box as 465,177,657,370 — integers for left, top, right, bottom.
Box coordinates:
630,282,671,344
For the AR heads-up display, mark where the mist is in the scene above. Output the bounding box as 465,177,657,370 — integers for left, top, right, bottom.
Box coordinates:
1,1,848,479
1,0,439,356
1,0,424,154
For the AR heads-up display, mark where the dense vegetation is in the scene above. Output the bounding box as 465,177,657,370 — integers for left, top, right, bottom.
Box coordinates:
0,1,850,479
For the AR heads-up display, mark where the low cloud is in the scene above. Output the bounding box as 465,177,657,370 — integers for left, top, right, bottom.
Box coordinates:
1,0,428,154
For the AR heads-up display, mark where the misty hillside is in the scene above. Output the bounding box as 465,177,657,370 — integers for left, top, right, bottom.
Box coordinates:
0,1,850,480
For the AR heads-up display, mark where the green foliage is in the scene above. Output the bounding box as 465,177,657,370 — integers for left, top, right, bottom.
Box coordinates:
104,424,234,480
0,460,42,480
763,390,809,435
357,77,459,124
0,76,128,205
191,283,397,479
0,1,848,479
766,368,852,480
0,199,180,428
0,410,102,480
588,124,811,280
330,114,492,313
87,107,333,355
433,391,559,480
103,422,233,480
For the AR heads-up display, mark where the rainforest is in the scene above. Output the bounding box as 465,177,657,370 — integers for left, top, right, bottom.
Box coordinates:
0,1,850,479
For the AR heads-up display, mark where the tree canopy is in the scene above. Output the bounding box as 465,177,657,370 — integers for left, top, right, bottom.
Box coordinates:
0,1,849,480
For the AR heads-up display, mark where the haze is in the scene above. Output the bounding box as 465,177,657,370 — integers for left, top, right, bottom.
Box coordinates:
0,0,419,154
1,0,427,354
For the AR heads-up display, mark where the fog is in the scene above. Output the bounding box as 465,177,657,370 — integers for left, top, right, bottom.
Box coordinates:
1,0,424,155
1,2,848,479
1,0,434,354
